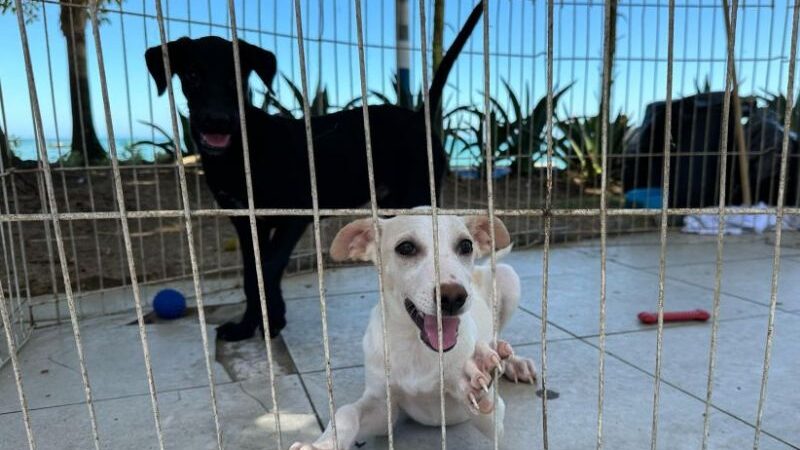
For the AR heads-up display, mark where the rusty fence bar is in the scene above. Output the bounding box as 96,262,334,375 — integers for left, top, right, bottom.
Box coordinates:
539,1,556,446
152,0,226,447
753,2,800,449
649,0,676,448
87,0,167,447
226,0,285,447
352,0,396,448
2,206,798,223
701,0,738,447
596,1,616,448
13,0,102,447
290,0,341,448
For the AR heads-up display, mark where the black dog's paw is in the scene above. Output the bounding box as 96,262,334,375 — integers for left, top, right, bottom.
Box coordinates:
216,321,258,342
216,319,285,341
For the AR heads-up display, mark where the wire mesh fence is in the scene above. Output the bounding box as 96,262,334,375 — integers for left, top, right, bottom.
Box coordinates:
0,0,798,449
2,0,797,315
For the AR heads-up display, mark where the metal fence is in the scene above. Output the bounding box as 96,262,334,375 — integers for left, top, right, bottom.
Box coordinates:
1,0,799,449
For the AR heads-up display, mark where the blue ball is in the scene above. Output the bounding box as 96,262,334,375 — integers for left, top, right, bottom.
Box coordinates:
153,289,187,320
625,188,663,209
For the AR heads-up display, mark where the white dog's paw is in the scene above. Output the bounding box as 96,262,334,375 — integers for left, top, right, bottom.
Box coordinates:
503,354,537,384
460,340,514,415
289,442,324,450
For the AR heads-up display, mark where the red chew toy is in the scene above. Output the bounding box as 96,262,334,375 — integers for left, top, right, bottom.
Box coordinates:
637,309,710,325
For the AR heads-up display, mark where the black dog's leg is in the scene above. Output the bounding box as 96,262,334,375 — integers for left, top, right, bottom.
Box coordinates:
217,217,309,341
260,218,310,335
217,217,273,341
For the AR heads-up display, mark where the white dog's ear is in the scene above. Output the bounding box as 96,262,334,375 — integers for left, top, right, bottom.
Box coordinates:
330,218,378,262
464,215,511,256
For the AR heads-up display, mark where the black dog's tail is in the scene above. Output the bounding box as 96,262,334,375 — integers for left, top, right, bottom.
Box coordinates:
428,3,484,112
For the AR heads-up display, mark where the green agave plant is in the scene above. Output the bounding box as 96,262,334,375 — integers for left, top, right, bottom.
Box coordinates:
128,113,196,162
759,90,800,134
694,75,712,95
556,112,631,186
342,73,425,111
263,74,334,118
446,81,572,175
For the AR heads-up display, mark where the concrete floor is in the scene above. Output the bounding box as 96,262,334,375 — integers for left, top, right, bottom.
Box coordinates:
1,231,799,449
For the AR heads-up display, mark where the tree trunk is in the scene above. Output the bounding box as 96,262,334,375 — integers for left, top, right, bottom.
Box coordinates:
432,0,444,72
600,0,617,118
0,123,9,169
60,0,105,165
599,0,617,191
432,0,445,137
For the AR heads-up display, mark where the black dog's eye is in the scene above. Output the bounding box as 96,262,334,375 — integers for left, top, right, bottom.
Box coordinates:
457,239,473,256
395,241,417,257
185,70,199,84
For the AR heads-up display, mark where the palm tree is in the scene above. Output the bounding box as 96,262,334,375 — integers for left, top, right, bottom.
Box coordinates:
60,0,106,164
2,0,110,164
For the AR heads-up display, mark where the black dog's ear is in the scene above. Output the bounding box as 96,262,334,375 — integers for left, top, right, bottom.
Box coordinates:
238,40,277,89
145,37,192,96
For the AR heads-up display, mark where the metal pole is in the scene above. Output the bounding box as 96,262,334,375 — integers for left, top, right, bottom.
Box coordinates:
396,0,411,104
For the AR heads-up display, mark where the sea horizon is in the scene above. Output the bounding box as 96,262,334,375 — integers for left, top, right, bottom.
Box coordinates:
5,136,551,173
7,137,169,163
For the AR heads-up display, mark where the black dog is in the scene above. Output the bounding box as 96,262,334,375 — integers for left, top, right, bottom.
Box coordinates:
145,4,483,341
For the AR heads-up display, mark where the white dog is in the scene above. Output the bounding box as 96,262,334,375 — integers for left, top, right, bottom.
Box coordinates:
290,213,537,450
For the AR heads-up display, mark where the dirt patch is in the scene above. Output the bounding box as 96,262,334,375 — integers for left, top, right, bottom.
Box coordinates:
5,165,239,297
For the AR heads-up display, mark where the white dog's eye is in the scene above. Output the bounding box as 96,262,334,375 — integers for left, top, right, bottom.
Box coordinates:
395,241,417,257
457,239,473,256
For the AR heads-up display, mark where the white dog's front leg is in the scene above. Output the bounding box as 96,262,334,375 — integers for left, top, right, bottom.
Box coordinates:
456,340,513,414
290,392,393,450
471,395,505,440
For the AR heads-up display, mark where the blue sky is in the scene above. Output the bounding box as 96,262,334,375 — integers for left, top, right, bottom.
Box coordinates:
0,0,797,141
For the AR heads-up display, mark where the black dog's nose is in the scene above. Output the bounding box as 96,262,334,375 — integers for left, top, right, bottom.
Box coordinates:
199,111,233,129
439,283,467,315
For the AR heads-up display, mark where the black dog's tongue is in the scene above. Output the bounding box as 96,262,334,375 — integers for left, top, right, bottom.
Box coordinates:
201,133,232,148
423,314,460,351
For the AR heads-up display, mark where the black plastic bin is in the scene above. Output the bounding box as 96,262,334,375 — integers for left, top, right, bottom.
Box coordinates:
622,92,799,208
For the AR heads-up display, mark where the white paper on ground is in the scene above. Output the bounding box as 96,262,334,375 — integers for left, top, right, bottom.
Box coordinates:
682,202,800,235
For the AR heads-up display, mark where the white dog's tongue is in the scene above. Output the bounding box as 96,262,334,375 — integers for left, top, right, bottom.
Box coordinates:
423,314,460,351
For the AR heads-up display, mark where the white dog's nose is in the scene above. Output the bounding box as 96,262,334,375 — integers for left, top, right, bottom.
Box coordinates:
440,283,467,315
